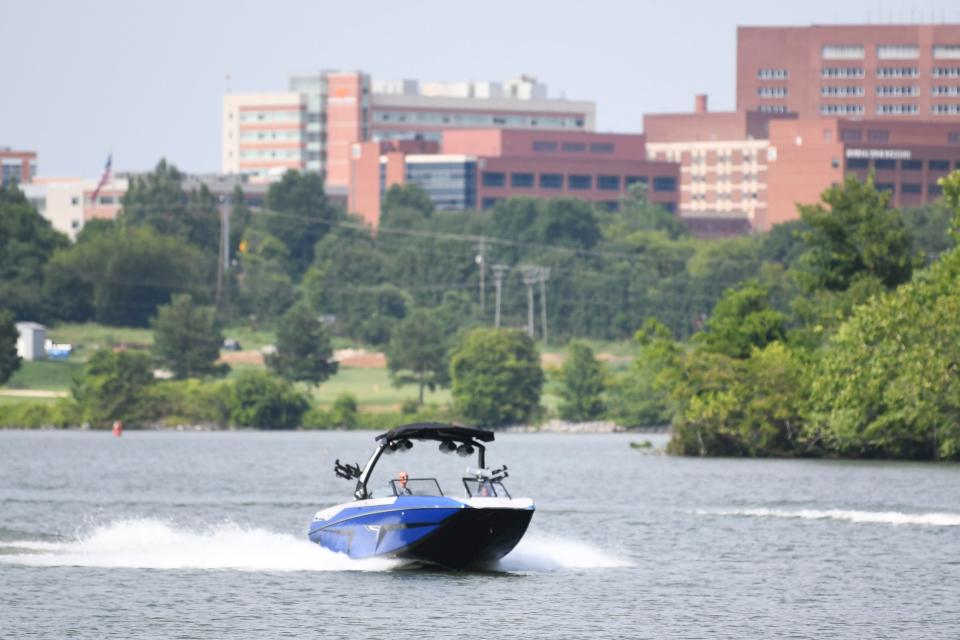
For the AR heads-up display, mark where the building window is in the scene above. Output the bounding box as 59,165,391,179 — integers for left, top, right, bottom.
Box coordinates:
949,132,960,145
590,142,615,153
931,86,960,97
875,183,895,194
847,158,869,169
874,159,896,170
876,104,919,116
482,172,505,187
876,67,919,78
597,175,620,191
71,196,80,206
568,174,592,190
599,201,619,212
758,105,788,114
821,67,865,78
901,183,922,194
822,45,864,60
481,197,502,209
662,203,677,214
840,129,863,142
933,45,960,60
876,85,919,97
625,176,647,187
757,87,787,98
757,68,788,80
821,104,865,115
561,142,587,153
653,176,677,192
902,159,923,171
821,85,865,97
929,184,943,196
877,45,919,59
932,67,960,78
932,104,960,115
929,159,951,172
540,173,563,189
867,129,891,143
532,141,557,152
510,172,534,188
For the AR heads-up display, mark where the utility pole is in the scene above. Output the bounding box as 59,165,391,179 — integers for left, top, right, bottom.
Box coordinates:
475,237,486,315
491,264,509,328
538,267,550,347
522,266,539,338
215,193,231,310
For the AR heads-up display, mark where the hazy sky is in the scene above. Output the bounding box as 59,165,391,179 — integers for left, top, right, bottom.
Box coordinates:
4,0,960,177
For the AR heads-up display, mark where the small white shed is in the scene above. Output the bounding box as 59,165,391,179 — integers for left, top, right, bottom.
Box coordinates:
16,322,47,361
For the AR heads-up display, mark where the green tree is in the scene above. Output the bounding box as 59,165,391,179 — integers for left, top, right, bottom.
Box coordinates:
120,159,220,253
382,183,434,218
263,170,341,277
557,340,606,421
605,182,688,240
266,304,338,385
229,370,310,429
607,319,681,427
797,174,915,292
73,349,156,426
807,247,960,460
330,392,359,428
43,226,209,326
0,182,70,320
152,294,226,379
0,310,22,385
450,328,544,426
694,281,787,359
386,308,450,404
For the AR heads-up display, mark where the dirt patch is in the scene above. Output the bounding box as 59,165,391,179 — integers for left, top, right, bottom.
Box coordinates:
218,351,264,365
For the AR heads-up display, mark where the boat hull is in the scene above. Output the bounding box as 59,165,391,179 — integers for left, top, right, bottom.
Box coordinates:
309,496,534,569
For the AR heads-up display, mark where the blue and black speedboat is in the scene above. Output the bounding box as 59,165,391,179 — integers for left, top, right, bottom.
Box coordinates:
308,423,534,569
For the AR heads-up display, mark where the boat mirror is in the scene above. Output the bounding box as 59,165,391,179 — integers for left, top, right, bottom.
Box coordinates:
456,443,475,457
399,439,414,452
439,440,456,454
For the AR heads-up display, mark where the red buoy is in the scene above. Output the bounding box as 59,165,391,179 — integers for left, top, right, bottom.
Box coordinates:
112,420,123,437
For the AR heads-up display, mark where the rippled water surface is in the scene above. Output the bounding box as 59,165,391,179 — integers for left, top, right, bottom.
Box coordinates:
2,430,959,638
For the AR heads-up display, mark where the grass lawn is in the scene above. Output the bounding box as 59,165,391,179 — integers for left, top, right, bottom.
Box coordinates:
3,360,84,391
310,367,452,409
0,395,62,406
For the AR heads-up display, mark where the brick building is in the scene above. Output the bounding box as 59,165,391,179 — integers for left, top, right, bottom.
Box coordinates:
1,148,37,186
738,24,960,120
644,95,797,236
348,129,679,228
224,73,595,187
763,117,960,229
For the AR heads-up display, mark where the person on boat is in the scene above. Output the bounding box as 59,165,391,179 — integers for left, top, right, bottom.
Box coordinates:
396,471,413,495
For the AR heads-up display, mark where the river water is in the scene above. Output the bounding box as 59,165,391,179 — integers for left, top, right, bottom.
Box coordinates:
1,430,958,639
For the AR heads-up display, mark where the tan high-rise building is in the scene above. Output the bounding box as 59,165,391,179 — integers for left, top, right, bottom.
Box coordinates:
223,72,595,188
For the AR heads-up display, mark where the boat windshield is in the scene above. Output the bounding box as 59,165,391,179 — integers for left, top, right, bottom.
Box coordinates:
463,478,511,498
390,478,443,497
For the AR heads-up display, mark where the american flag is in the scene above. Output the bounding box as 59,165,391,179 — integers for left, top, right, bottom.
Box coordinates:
90,154,112,205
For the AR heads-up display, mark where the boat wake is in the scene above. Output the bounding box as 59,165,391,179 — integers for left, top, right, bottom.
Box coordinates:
0,518,399,571
699,508,960,527
496,534,633,571
0,519,630,572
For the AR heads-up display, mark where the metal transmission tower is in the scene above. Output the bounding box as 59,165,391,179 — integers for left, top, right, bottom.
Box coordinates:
491,264,510,328
537,266,551,347
521,266,540,338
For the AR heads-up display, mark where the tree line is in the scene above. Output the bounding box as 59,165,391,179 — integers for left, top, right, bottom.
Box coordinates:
2,161,959,456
